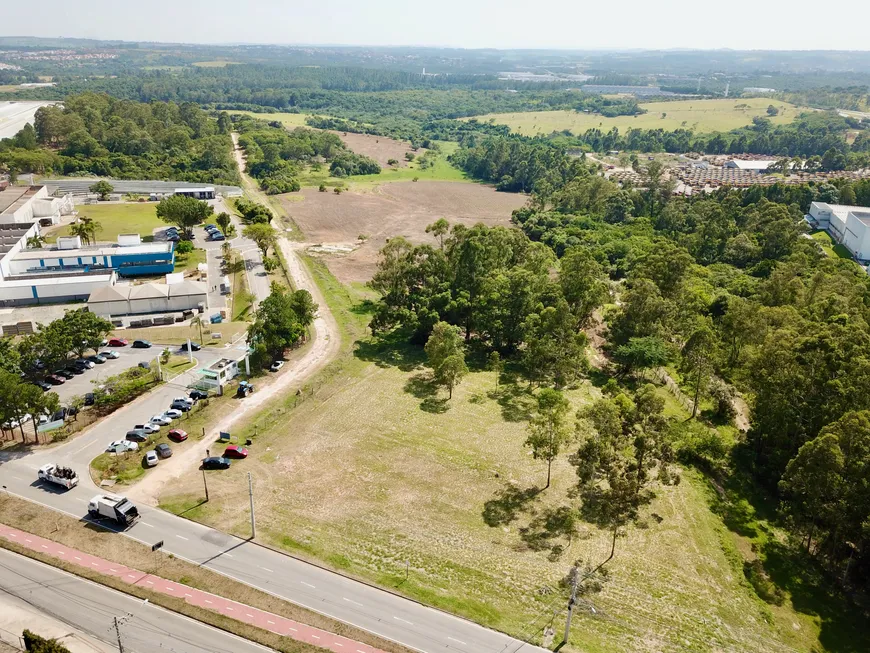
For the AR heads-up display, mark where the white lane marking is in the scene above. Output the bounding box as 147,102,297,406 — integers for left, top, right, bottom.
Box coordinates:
184,593,192,598
246,613,254,618
267,620,275,625
40,544,48,549
259,566,273,572
393,616,414,625
343,597,363,607
175,535,189,541
223,553,234,558
109,568,117,572
74,556,81,561
335,644,343,648
24,539,31,543
167,587,174,591
7,534,16,538
139,522,154,528
58,551,65,555
300,581,315,588
225,606,233,611
448,637,468,645
288,627,297,632
205,599,213,604
145,580,153,585
72,439,99,455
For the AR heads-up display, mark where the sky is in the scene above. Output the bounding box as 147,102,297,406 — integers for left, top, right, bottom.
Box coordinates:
3,0,869,51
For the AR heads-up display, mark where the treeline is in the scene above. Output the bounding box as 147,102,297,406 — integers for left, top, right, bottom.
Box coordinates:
0,92,238,184
509,165,870,590
560,111,868,161
234,114,379,193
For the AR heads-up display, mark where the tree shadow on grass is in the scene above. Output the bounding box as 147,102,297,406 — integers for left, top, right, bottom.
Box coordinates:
350,299,377,316
482,483,541,527
354,333,425,372
488,383,536,422
519,505,580,561
762,541,870,653
404,373,449,414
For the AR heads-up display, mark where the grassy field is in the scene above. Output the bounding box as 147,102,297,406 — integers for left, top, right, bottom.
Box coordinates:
173,247,206,273
811,230,857,262
192,60,240,67
114,321,248,347
231,110,314,128
470,98,804,136
46,203,163,242
152,257,847,653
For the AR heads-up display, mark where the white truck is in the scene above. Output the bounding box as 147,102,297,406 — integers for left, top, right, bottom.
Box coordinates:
37,464,79,490
87,494,140,528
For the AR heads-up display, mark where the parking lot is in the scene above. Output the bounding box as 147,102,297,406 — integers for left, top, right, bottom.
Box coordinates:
46,344,195,403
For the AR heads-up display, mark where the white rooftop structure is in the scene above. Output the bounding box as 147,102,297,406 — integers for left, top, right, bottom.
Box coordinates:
808,202,870,261
724,160,778,171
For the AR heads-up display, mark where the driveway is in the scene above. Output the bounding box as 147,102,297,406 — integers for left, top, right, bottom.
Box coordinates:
46,346,162,403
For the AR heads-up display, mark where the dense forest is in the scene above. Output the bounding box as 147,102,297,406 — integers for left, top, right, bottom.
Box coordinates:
0,93,239,184
368,156,870,601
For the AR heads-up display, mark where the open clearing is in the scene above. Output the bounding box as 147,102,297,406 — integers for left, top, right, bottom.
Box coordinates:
45,203,163,242
470,98,804,136
231,110,314,128
157,269,818,653
278,181,526,283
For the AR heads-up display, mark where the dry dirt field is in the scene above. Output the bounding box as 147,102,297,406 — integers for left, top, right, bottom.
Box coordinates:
279,181,527,283
332,131,417,168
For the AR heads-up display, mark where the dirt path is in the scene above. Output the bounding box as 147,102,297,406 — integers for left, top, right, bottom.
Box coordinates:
128,138,341,505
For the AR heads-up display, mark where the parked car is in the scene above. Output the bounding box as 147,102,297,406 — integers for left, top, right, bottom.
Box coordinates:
53,369,74,380
125,429,148,443
172,396,193,406
167,429,188,442
170,400,191,412
150,414,172,426
167,233,180,242
101,350,120,359
84,392,95,406
132,340,152,349
88,354,106,364
138,361,151,370
204,224,216,231
51,408,68,422
270,360,285,372
179,341,202,352
155,443,172,458
201,456,231,470
144,450,159,467
224,445,249,459
107,338,128,347
35,380,52,392
134,423,160,434
210,232,225,241
72,362,91,373
46,375,66,385
75,358,96,369
163,409,182,420
107,440,138,453
189,389,208,401
65,366,85,376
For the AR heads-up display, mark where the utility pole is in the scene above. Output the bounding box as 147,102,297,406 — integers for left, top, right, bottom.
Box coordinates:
202,469,209,502
554,567,579,652
113,616,125,653
248,472,255,539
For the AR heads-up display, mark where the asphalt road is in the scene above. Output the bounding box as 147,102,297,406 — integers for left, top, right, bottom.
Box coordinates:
45,346,161,404
0,548,271,653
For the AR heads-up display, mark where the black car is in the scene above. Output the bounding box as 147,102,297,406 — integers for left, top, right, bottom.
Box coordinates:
170,400,191,412
166,233,180,242
54,369,74,380
72,361,90,372
189,389,208,401
132,340,152,349
125,429,148,442
179,342,201,352
66,366,85,376
156,443,173,458
35,380,52,392
201,456,231,470
84,392,95,406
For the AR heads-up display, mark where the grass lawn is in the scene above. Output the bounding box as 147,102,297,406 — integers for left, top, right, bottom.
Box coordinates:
811,230,858,262
46,203,163,242
192,60,240,67
114,321,248,347
470,98,804,136
231,260,254,321
231,110,314,128
163,354,196,379
174,247,206,273
154,257,840,653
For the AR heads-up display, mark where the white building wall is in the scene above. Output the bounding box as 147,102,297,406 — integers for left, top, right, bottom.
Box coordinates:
0,223,38,280
843,214,870,260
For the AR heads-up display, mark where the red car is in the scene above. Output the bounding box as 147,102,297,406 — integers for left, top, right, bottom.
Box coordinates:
168,429,188,442
46,374,66,385
224,445,248,459
107,338,128,347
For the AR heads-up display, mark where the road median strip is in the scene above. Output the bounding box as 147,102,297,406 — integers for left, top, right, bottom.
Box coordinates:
0,521,392,653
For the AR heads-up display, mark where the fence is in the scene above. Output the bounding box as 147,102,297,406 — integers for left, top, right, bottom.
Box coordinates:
652,368,696,415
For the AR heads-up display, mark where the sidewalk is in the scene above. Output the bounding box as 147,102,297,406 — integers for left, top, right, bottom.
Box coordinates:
0,524,386,653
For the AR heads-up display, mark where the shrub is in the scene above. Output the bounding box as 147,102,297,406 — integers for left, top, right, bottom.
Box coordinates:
23,629,72,652
175,240,194,255
744,560,785,605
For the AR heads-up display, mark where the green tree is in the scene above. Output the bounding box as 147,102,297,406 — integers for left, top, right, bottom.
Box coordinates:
216,211,232,235
58,310,113,358
681,323,717,419
525,388,572,489
560,247,607,328
247,283,310,365
486,351,503,389
23,629,73,653
523,300,589,388
26,235,45,249
613,336,670,378
425,218,450,249
436,353,468,400
424,321,464,371
0,338,21,375
88,180,114,200
766,105,780,117
156,195,213,239
243,223,278,259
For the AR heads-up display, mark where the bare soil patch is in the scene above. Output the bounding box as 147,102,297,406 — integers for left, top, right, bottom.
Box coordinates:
331,132,416,168
279,181,527,283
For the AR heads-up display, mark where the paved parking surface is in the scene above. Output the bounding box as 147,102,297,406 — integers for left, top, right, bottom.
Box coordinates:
46,346,166,403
